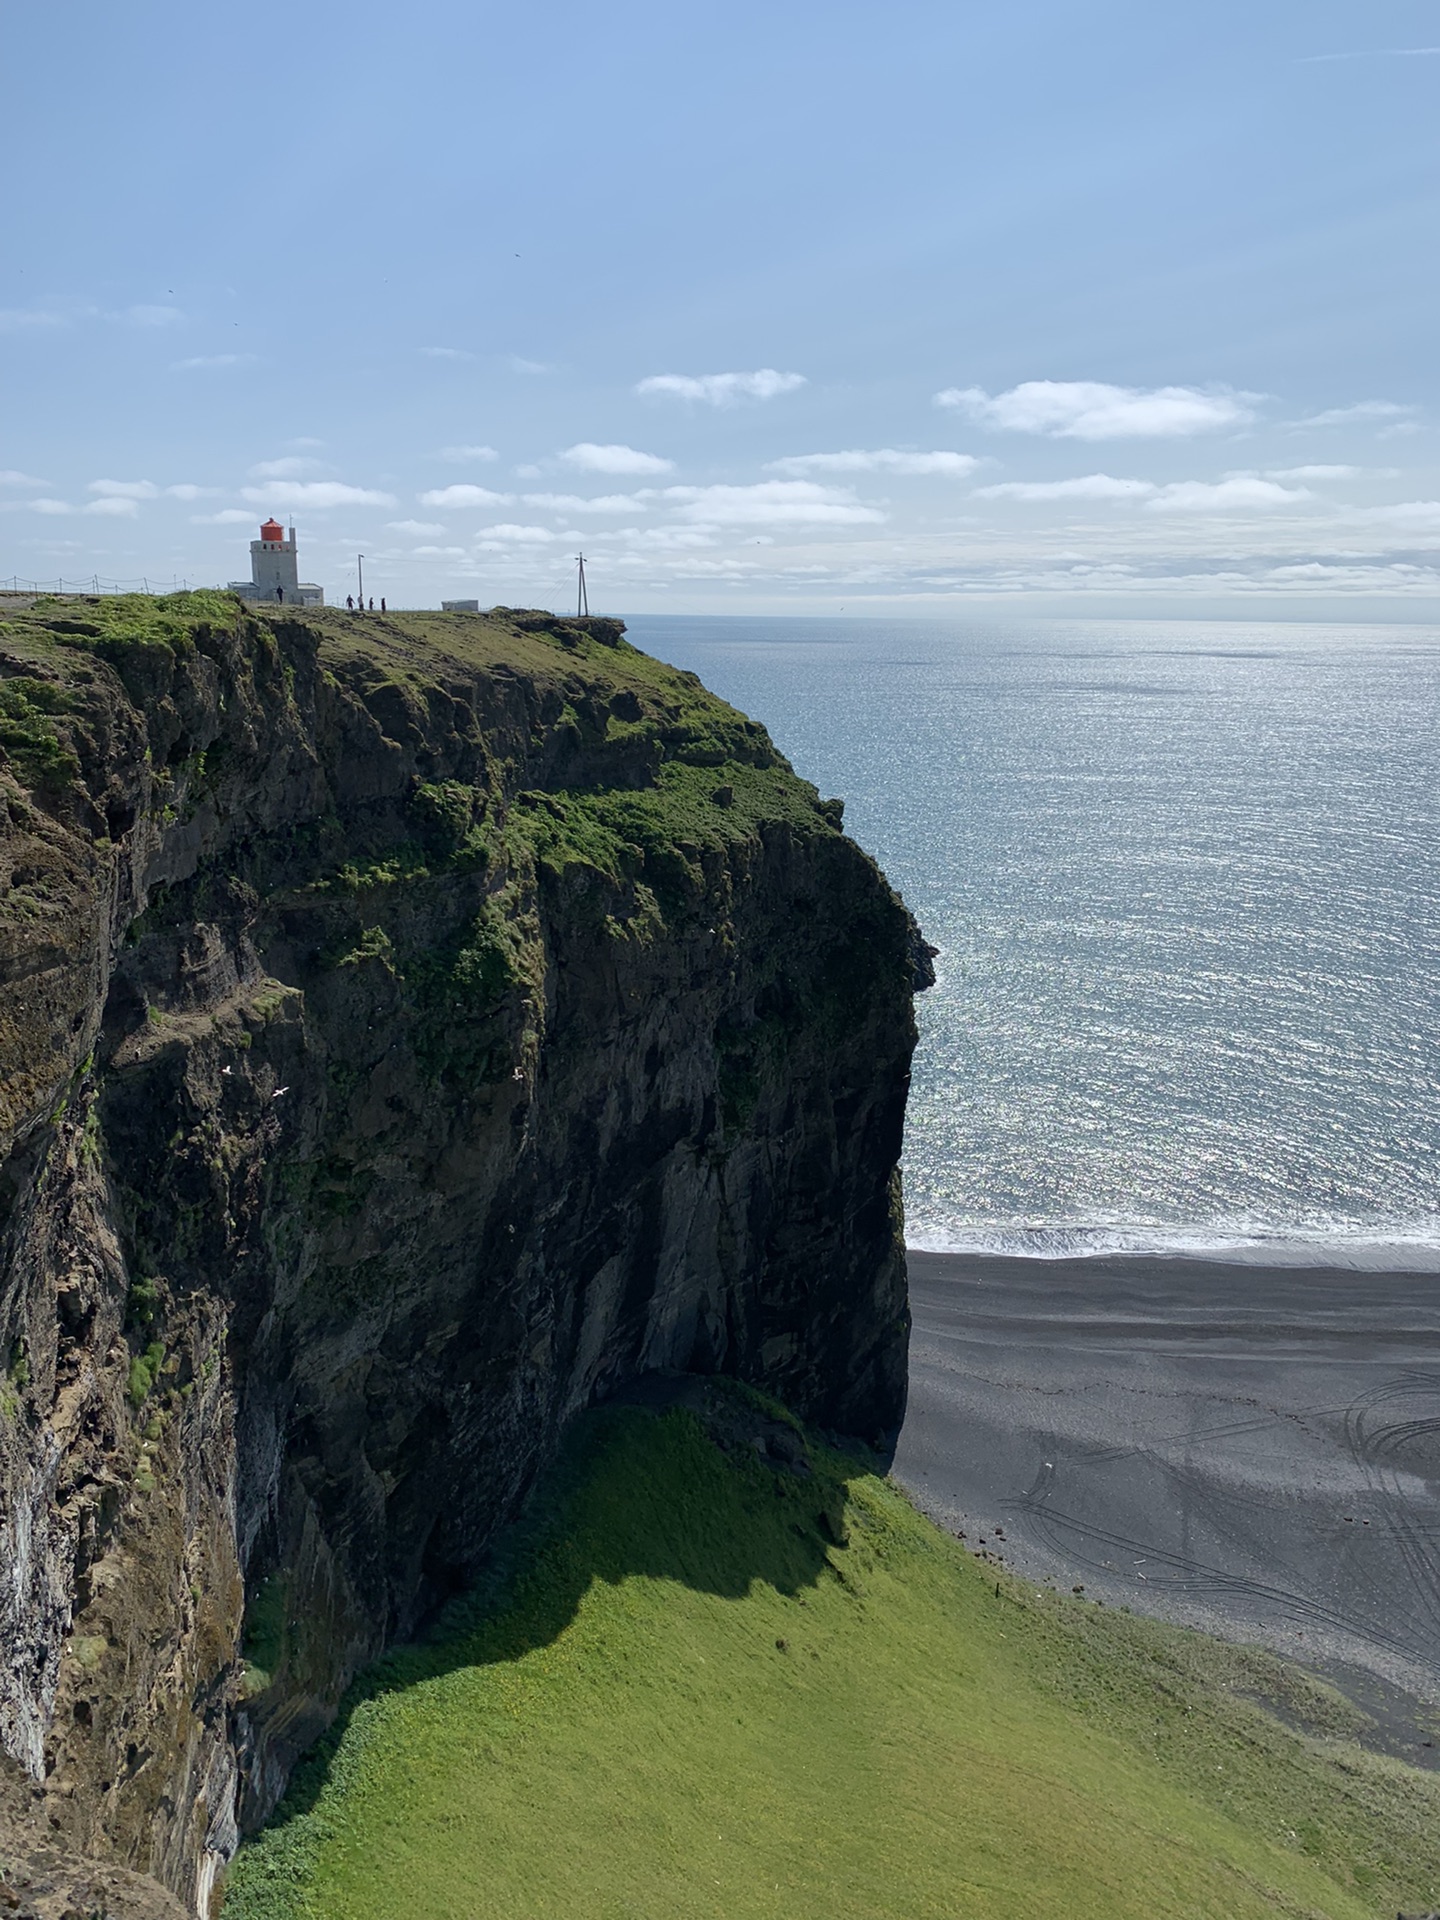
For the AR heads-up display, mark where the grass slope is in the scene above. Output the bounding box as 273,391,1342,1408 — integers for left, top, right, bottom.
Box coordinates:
224,1403,1440,1920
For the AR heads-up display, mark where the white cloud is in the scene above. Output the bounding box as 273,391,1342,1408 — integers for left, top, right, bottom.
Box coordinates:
1145,477,1311,512
1263,464,1368,479
509,356,551,374
1299,46,1440,61
191,509,255,525
0,309,67,333
121,304,185,328
438,444,499,463
974,474,1154,501
1292,400,1414,429
521,492,648,513
661,481,885,526
173,353,255,370
613,525,717,550
387,519,447,536
164,483,220,500
474,523,569,543
411,545,469,558
768,449,978,477
936,380,1258,439
559,443,674,475
636,369,807,406
420,346,473,360
248,456,324,479
0,470,50,486
418,484,515,508
239,482,396,508
88,478,160,499
1360,499,1440,529
32,495,143,517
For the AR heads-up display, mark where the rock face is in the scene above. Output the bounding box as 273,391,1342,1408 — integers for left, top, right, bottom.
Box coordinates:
0,595,926,1913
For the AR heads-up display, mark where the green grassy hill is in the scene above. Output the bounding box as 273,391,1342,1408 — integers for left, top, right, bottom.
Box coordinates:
223,1390,1440,1920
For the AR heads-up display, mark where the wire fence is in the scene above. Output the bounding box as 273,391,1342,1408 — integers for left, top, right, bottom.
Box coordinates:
2,559,599,611
0,575,222,597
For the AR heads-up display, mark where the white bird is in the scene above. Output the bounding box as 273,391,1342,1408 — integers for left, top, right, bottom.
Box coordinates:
272,1086,289,1099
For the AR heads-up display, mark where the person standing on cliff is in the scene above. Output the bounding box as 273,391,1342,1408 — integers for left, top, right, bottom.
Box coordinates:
346,594,355,611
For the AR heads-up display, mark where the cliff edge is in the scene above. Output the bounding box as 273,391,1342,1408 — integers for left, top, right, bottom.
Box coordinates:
0,594,926,1912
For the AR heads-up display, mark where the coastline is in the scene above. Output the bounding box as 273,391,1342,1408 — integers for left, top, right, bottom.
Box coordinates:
904,1228,1440,1272
895,1248,1440,1758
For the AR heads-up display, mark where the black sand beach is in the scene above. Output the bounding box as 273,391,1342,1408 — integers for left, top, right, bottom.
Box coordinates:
895,1250,1440,1755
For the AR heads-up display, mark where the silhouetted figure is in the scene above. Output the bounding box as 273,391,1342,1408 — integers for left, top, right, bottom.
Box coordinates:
346,594,354,611
380,597,386,613
275,585,284,603
368,597,375,611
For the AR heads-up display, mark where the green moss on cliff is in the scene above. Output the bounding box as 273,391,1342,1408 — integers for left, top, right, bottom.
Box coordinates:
225,1403,1440,1920
0,591,923,1904
0,675,79,784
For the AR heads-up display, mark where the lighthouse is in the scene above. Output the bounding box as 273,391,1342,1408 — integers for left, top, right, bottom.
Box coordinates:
228,520,325,605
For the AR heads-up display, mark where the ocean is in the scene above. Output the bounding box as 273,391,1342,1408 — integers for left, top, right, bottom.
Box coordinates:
629,614,1440,1271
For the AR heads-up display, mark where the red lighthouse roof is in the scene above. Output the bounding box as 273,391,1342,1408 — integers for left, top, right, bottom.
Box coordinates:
259,518,284,542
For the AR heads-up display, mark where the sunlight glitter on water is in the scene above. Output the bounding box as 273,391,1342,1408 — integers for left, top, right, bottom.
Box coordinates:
630,615,1440,1264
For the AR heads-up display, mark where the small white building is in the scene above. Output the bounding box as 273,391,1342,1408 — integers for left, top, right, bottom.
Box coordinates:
229,519,324,606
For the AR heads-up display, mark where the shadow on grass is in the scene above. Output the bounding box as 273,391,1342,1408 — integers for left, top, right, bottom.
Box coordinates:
242,1372,875,1848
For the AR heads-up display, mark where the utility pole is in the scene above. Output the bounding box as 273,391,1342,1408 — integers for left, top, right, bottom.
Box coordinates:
357,554,365,609
576,552,588,618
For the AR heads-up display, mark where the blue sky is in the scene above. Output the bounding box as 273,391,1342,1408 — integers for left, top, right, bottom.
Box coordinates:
3,0,1439,614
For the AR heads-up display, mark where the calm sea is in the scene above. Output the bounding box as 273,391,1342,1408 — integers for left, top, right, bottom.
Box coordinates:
628,616,1440,1270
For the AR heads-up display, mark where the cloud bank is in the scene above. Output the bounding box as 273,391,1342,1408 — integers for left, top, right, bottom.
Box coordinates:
937,380,1258,439
559,443,674,475
769,449,977,476
636,370,806,406
975,474,1154,501
662,481,884,526
1293,400,1415,429
521,492,648,514
173,353,256,371
975,472,1312,510
0,309,67,333
88,479,160,500
418,485,514,508
240,481,396,508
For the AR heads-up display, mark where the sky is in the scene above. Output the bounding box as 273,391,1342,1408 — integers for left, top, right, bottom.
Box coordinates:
3,0,1439,617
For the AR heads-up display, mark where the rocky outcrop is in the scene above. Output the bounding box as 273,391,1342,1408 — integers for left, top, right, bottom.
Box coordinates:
0,595,926,1913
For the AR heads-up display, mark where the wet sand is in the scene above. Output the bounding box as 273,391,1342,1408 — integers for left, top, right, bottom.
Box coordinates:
895,1250,1440,1754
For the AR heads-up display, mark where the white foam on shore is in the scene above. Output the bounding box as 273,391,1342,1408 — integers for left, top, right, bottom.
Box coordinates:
904,1221,1440,1271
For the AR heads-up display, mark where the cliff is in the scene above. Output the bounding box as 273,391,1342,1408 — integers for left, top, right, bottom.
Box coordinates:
0,594,927,1913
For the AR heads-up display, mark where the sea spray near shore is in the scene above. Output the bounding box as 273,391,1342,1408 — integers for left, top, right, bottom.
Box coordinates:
633,614,1440,1262
903,1222,1440,1270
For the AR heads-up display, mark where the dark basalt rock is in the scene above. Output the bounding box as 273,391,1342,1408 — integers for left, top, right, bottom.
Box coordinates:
0,597,924,1913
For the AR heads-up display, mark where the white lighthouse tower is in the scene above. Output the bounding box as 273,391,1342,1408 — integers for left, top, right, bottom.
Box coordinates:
228,519,324,605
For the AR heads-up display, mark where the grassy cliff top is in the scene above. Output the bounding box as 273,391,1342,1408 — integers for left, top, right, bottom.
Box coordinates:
0,591,773,764
0,592,840,852
225,1392,1440,1920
